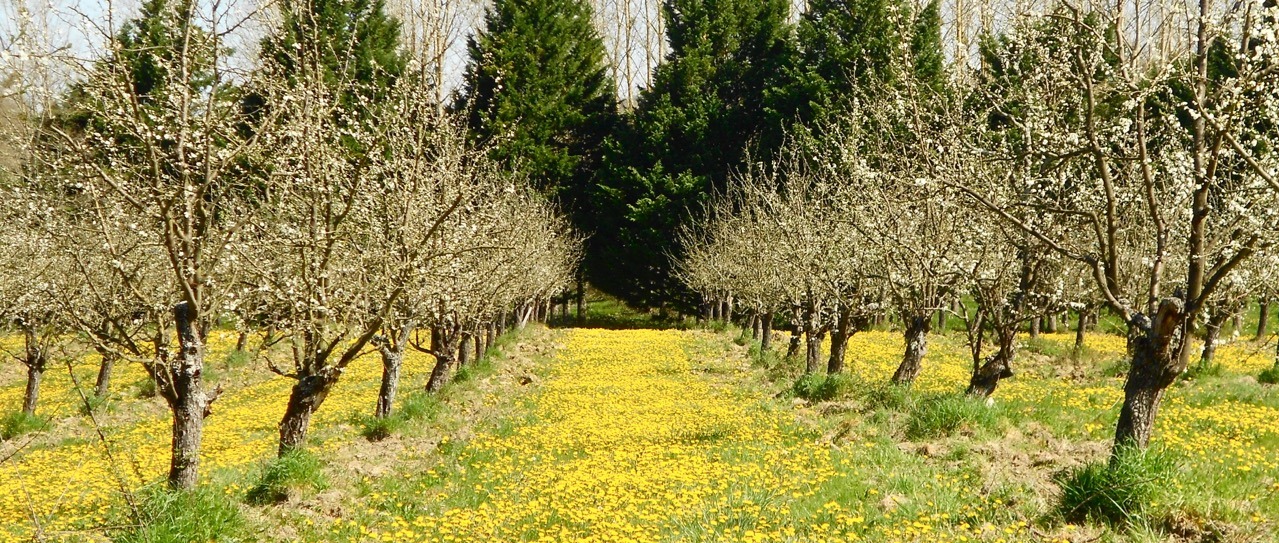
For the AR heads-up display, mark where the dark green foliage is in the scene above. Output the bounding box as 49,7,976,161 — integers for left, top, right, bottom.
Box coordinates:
245,449,328,505
792,373,853,402
905,393,1000,439
592,0,793,309
458,0,617,241
112,0,217,103
117,486,246,543
1057,446,1174,524
1,411,49,440
1259,366,1279,385
259,0,405,106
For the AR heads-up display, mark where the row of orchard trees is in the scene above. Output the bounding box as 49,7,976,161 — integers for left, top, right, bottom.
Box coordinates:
0,0,578,488
681,0,1279,455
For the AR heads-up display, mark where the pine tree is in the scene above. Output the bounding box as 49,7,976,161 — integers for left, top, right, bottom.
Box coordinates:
458,0,617,232
591,0,794,309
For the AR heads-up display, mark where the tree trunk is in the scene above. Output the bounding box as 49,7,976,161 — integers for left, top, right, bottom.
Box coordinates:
802,299,823,374
1198,308,1229,370
967,327,1017,397
1045,313,1058,333
891,315,931,386
375,345,404,419
22,363,42,416
828,305,854,374
751,313,761,340
805,328,825,375
786,310,802,358
485,323,495,352
936,310,947,332
1257,298,1270,340
94,351,116,399
278,373,337,455
1114,299,1186,452
235,331,248,352
425,328,456,393
458,332,473,367
1029,317,1040,338
166,301,215,489
473,332,483,362
576,275,585,325
760,312,774,351
1075,310,1089,351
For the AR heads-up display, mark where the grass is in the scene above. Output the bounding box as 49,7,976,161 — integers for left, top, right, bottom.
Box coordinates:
116,486,246,543
245,449,328,505
1057,446,1175,525
354,391,443,441
904,393,1002,439
1259,365,1279,385
791,372,853,402
0,411,49,440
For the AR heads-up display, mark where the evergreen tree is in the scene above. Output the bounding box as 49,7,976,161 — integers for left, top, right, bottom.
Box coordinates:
458,0,617,242
252,0,405,119
591,0,793,310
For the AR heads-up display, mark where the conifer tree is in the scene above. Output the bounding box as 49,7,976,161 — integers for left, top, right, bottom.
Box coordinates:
458,0,617,237
592,0,793,310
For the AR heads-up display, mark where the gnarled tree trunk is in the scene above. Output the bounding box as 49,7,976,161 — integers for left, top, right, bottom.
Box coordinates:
1114,299,1186,452
425,327,457,393
375,347,403,419
891,315,931,386
163,301,218,489
278,372,338,455
968,327,1017,397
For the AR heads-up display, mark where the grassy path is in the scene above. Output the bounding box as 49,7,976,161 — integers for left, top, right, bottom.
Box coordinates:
329,328,1029,543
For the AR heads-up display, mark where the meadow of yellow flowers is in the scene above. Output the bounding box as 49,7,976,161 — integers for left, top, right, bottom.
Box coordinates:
0,326,1276,542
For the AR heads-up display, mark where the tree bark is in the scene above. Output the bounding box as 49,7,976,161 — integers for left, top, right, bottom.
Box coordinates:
375,348,403,419
936,309,947,332
751,313,761,340
576,273,585,325
1114,299,1186,452
425,327,456,393
1198,308,1230,370
1029,317,1040,338
805,328,825,375
828,304,854,374
278,372,337,455
94,351,116,399
891,315,932,385
760,312,773,351
22,363,42,416
458,332,473,367
786,311,802,358
485,323,495,352
1257,297,1270,340
166,301,215,489
235,331,248,352
473,332,483,362
1075,309,1089,351
967,327,1017,397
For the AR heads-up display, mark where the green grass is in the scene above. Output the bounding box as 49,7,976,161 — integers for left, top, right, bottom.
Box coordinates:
117,486,246,543
1258,366,1279,385
791,372,854,402
245,449,328,505
1,411,49,440
353,391,443,441
1057,446,1175,525
904,393,1002,440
